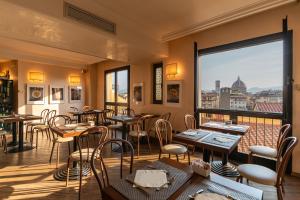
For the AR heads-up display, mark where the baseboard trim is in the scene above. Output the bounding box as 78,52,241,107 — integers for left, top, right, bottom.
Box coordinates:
291,172,300,178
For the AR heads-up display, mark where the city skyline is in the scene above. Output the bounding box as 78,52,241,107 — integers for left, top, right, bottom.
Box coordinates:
199,40,283,91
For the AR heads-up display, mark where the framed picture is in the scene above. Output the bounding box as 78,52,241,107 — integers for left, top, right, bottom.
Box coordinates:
133,83,144,105
49,85,65,104
69,86,82,103
26,84,45,105
165,80,182,106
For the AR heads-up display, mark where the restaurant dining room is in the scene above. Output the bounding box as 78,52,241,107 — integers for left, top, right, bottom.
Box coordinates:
1,0,300,200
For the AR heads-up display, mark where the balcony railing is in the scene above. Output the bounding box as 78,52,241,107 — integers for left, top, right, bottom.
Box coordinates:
197,109,283,154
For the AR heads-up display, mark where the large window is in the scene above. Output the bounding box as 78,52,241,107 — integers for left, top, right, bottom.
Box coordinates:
152,62,163,104
198,39,283,114
105,66,130,114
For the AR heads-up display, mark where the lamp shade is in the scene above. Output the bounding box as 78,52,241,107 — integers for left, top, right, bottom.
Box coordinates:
69,75,81,84
166,63,178,76
29,72,44,82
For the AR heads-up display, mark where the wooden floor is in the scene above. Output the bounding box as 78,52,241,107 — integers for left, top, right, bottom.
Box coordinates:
1,133,300,200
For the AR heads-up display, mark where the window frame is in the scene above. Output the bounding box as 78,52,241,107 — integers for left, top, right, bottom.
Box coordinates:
152,62,163,104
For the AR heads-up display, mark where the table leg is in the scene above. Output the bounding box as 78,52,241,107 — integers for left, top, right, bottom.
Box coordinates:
96,113,99,126
77,115,81,123
203,148,211,162
211,153,239,177
12,122,17,145
19,121,24,151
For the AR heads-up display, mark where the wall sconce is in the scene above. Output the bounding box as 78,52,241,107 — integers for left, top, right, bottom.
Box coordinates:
166,63,178,78
29,72,44,82
69,75,81,85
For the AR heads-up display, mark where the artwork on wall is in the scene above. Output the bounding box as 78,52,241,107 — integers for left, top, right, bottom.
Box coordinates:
69,86,82,103
26,84,45,105
49,85,65,104
165,80,182,106
133,83,144,105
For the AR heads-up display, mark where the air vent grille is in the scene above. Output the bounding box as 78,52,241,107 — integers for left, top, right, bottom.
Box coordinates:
64,2,116,34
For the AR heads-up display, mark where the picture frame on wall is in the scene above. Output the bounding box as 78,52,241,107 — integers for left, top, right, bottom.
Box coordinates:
49,85,65,104
26,84,45,105
69,86,82,103
133,82,144,105
165,80,182,107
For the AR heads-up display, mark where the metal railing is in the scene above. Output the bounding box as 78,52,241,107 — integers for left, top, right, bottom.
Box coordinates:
198,109,283,153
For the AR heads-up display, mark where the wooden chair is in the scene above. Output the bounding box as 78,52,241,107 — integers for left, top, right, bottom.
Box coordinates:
122,108,135,116
66,126,108,199
148,112,171,137
155,119,190,164
0,129,11,153
25,109,49,140
104,109,122,140
91,139,134,198
248,124,291,163
128,115,152,158
30,110,56,148
237,136,298,200
48,115,73,168
184,114,197,154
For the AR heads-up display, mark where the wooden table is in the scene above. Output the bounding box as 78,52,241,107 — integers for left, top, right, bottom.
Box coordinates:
68,110,103,125
102,158,263,200
51,123,93,181
0,114,42,153
174,129,242,177
200,121,250,135
107,114,159,152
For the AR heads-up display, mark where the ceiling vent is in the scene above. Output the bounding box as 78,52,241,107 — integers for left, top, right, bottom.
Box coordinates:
64,2,116,34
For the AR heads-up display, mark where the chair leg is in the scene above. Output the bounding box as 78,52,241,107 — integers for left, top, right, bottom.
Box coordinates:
49,141,56,164
79,161,83,200
169,154,171,158
137,135,140,158
36,130,39,149
176,154,179,162
146,135,151,153
277,185,283,200
187,151,191,165
159,150,162,159
68,142,71,155
248,152,253,163
56,143,60,169
3,135,7,153
66,157,71,187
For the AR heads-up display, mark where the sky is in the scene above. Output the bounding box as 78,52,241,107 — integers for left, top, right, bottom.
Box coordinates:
199,40,283,91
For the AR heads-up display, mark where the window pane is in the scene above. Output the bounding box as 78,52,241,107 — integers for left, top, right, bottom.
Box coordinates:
198,40,283,113
105,72,115,102
117,70,128,103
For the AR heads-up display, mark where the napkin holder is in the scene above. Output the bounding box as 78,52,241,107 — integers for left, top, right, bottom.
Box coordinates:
191,159,211,177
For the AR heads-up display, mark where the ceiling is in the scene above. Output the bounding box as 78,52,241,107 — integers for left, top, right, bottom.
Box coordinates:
0,0,296,67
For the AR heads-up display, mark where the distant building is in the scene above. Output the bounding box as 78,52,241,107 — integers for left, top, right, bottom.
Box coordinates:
254,102,282,113
231,76,247,94
215,80,220,93
201,91,219,109
219,87,231,109
255,90,283,103
230,93,247,110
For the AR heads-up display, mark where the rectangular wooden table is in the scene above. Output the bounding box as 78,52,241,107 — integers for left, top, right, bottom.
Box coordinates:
0,114,42,153
200,121,250,135
68,109,104,125
174,129,241,177
102,158,263,200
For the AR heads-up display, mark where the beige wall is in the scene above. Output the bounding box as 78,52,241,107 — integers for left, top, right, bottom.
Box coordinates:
95,3,300,173
17,61,85,116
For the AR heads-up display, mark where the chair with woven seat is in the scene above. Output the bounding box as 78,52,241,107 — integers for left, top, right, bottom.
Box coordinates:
128,115,152,158
237,136,297,200
30,110,56,148
248,124,291,163
66,126,108,199
91,139,134,199
184,114,197,154
155,119,190,164
48,115,73,168
25,109,49,140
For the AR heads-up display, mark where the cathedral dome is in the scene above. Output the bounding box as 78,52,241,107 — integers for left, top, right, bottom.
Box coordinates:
231,76,247,94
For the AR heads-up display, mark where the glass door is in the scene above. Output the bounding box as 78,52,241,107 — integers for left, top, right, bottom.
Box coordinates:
105,66,130,114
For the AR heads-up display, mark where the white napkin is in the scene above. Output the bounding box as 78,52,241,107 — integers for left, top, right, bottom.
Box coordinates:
214,137,234,143
133,170,167,188
182,130,197,136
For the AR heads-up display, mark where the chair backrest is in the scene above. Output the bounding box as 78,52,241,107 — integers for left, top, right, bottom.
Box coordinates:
91,139,134,194
45,110,56,124
122,108,135,116
277,124,291,149
184,114,196,130
132,115,152,133
48,115,71,138
40,109,50,123
83,105,91,111
77,126,108,161
161,112,171,121
276,136,298,186
155,119,173,148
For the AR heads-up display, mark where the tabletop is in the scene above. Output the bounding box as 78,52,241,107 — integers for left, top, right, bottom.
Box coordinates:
68,109,103,116
0,114,42,123
174,129,241,154
51,123,93,138
107,114,159,124
200,121,250,135
102,158,263,200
